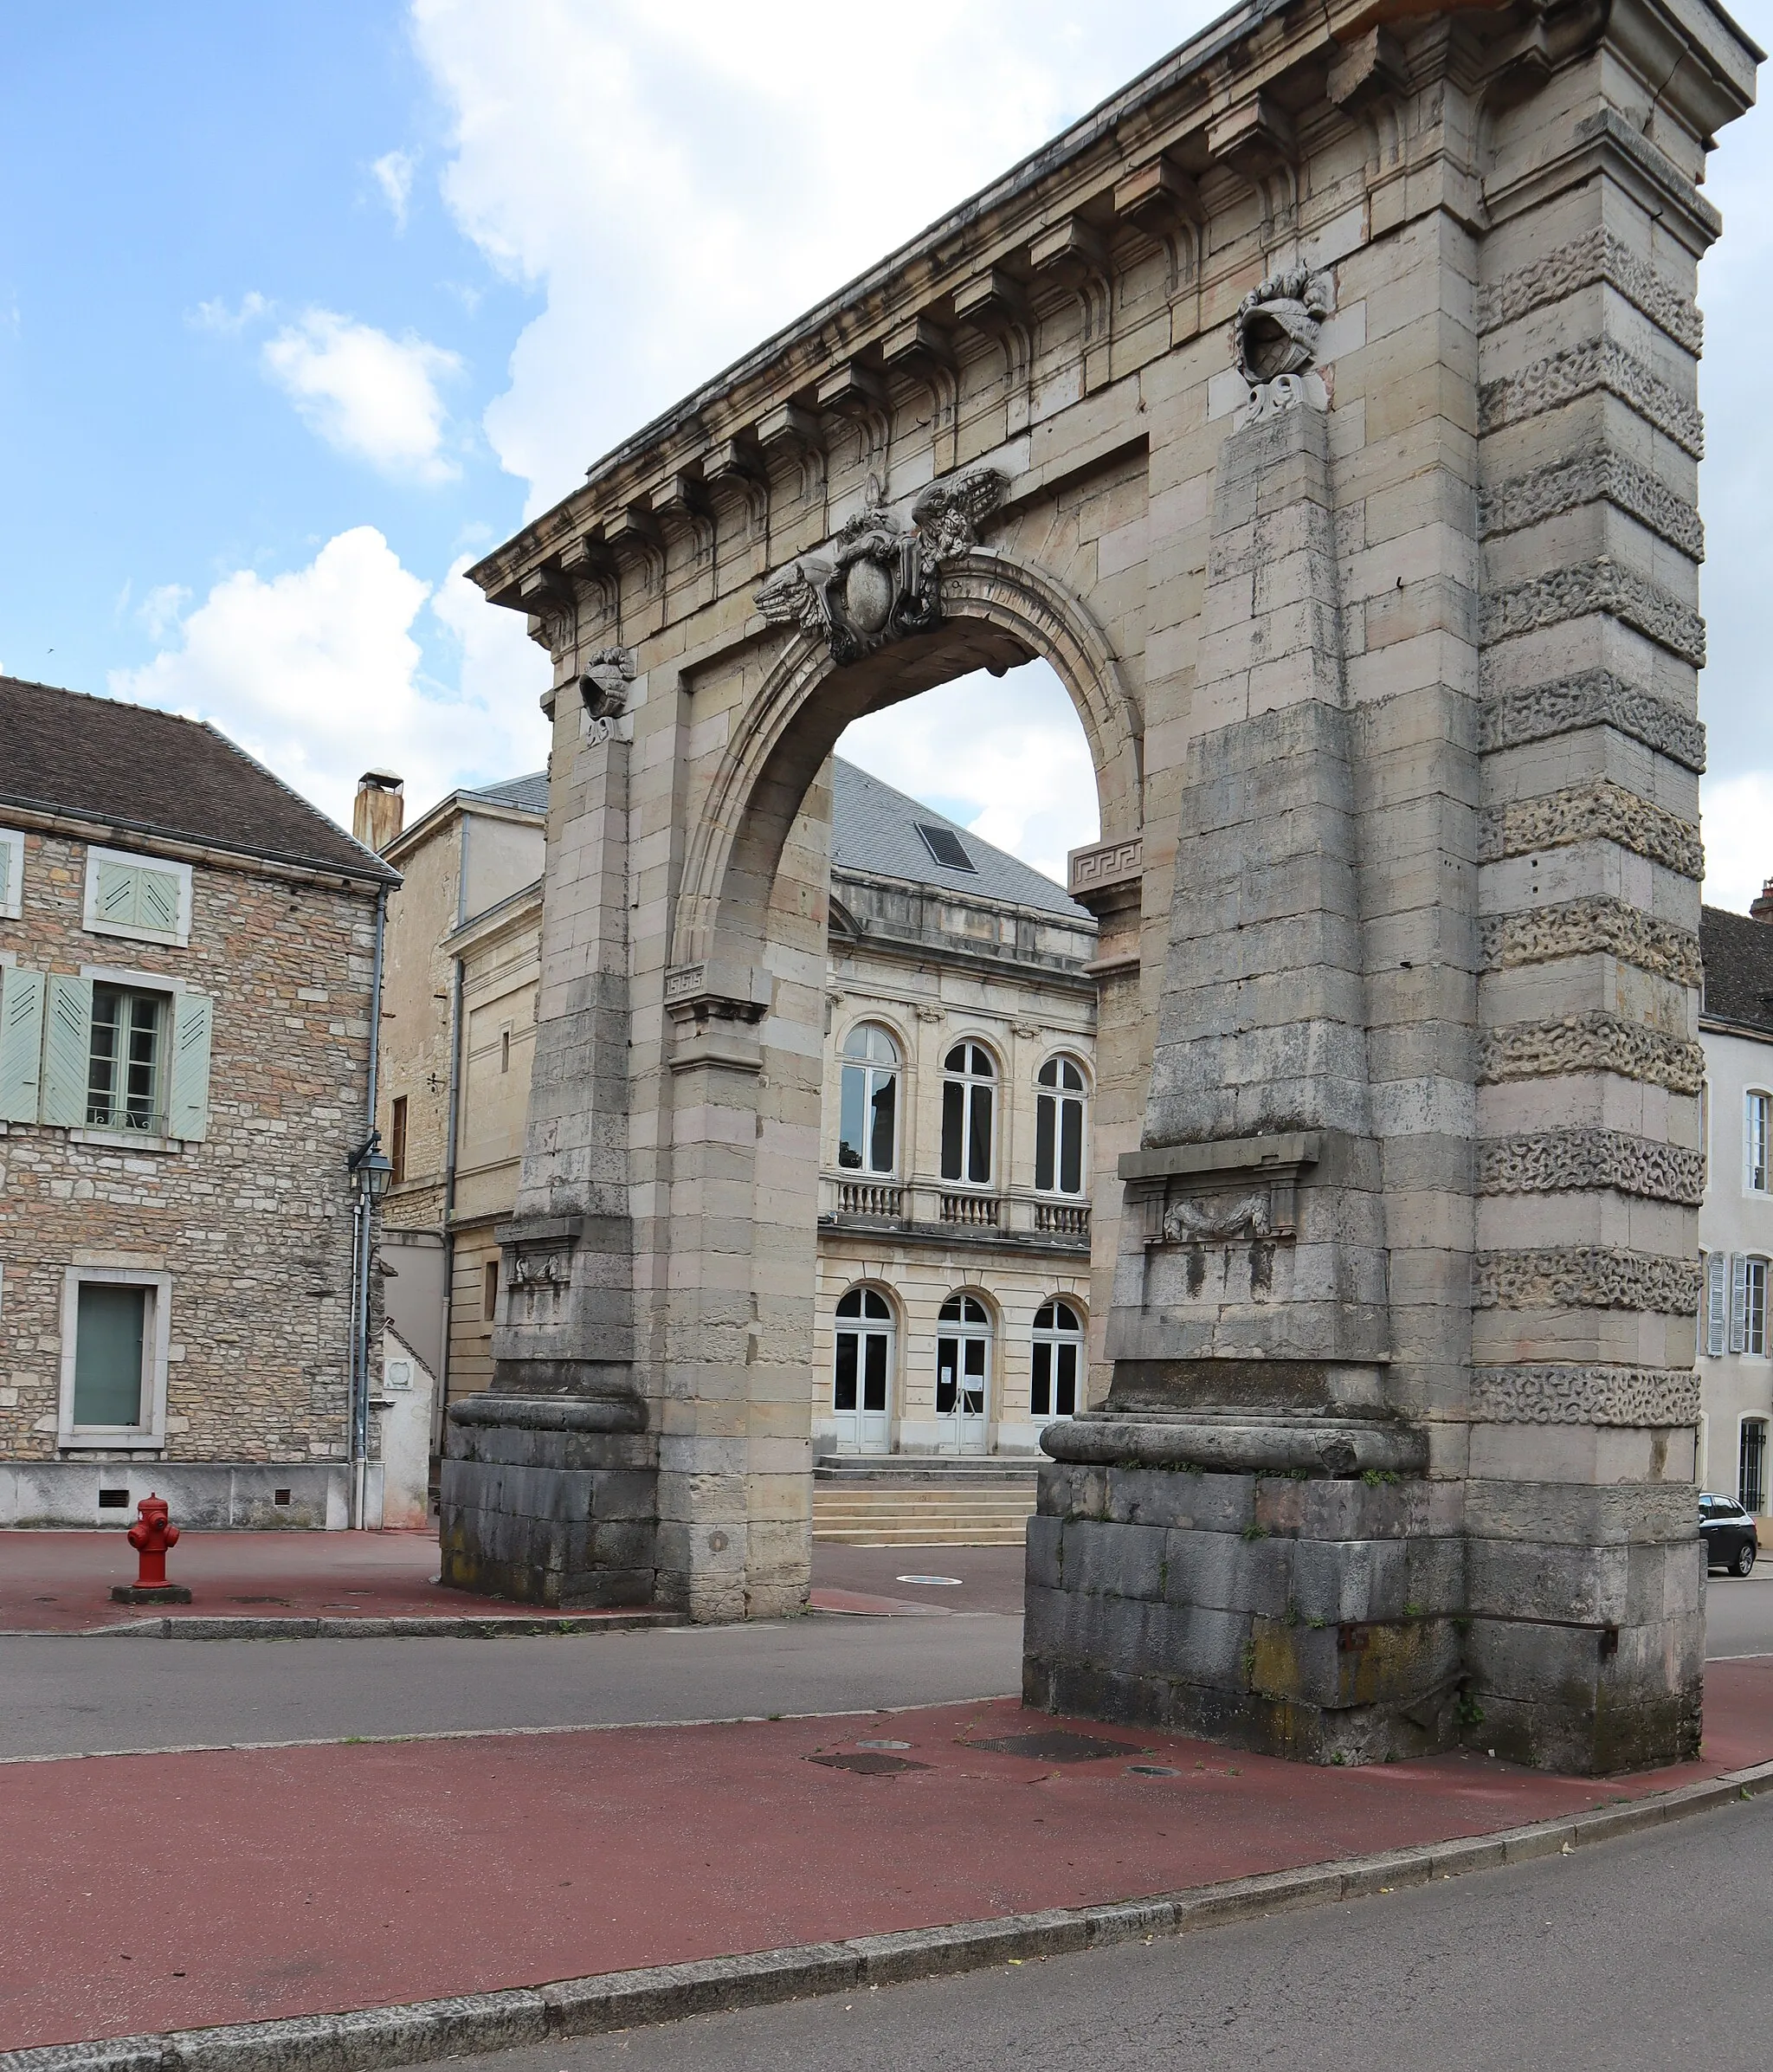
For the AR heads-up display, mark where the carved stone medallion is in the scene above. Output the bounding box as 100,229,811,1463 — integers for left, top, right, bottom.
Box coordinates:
755,467,1007,665
1231,263,1334,428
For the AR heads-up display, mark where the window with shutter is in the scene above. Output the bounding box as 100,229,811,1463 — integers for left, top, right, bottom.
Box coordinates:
1708,1253,1729,1358
0,828,22,920
1731,1254,1749,1353
82,847,191,946
0,967,46,1122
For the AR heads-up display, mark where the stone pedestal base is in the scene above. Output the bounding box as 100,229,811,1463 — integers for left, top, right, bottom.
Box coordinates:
111,1583,192,1604
1022,1450,1464,1765
439,1394,657,1609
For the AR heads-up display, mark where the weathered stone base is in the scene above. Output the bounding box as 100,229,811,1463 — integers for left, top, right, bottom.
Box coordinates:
111,1581,193,1604
439,1394,658,1609
1022,1458,1464,1765
0,1461,357,1530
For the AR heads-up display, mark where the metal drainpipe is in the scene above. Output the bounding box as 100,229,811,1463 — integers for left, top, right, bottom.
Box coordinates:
436,952,464,1481
351,882,390,1529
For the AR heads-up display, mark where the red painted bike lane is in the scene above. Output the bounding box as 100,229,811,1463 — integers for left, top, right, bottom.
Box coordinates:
5,1658,1770,2052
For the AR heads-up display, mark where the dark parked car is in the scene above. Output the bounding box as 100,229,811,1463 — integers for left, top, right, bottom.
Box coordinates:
1700,1493,1759,1577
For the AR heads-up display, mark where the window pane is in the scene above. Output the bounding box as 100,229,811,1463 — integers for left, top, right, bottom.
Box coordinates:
1061,1058,1084,1092
836,1288,862,1318
861,1289,890,1320
1035,1095,1055,1192
87,988,121,1124
834,1333,858,1411
1742,1421,1767,1513
1037,1058,1057,1088
968,1086,992,1184
970,1044,994,1078
945,1042,966,1072
939,1296,962,1321
838,1064,865,1168
941,1079,964,1180
1750,1262,1768,1359
73,1283,146,1426
1060,1097,1083,1195
936,1339,957,1413
1031,1342,1051,1416
868,1071,896,1172
1055,1342,1078,1416
863,1333,887,1410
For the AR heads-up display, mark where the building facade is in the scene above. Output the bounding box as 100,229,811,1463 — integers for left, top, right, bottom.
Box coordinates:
376,756,1098,1476
1698,899,1773,1517
0,677,399,1527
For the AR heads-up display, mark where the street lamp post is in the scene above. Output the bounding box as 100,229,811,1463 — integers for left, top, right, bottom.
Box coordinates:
347,1133,394,1529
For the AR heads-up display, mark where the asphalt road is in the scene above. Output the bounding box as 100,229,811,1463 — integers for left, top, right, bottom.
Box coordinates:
0,1612,1024,1761
425,1790,1773,2072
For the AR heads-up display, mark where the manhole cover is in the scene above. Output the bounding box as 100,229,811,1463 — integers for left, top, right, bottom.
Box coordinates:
896,1575,964,1586
970,1730,1143,1763
808,1751,932,1776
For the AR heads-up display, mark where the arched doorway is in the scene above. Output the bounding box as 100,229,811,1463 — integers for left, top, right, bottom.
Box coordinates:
936,1291,993,1455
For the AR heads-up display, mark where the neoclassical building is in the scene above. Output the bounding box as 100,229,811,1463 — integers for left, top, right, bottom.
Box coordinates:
376,754,1099,1481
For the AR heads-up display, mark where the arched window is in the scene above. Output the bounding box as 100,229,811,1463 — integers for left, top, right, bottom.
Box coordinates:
936,1292,990,1453
940,1041,995,1185
838,1023,899,1175
1035,1055,1087,1197
1031,1299,1084,1419
833,1285,893,1452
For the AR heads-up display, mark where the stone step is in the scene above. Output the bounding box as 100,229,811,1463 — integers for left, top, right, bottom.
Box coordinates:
812,1481,1036,1546
814,1527,1030,1546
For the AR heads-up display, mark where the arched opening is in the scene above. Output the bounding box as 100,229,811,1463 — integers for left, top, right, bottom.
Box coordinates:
831,1283,896,1455
1031,1298,1086,1423
936,1291,994,1456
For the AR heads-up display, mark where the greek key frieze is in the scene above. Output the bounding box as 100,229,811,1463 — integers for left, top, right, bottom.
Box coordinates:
1478,229,1704,355
1480,897,1702,984
1478,1012,1705,1094
1473,1246,1703,1314
1471,1364,1701,1427
1479,449,1704,560
1476,777,1703,880
1475,1128,1705,1204
1480,559,1706,668
1478,668,1705,773
1478,339,1704,460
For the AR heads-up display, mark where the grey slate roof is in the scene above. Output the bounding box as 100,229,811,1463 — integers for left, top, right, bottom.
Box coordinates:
1701,905,1773,1036
831,758,1086,920
466,771,551,815
0,675,396,883
460,758,1087,920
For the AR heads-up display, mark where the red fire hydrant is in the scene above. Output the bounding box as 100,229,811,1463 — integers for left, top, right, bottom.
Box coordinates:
110,1493,192,1604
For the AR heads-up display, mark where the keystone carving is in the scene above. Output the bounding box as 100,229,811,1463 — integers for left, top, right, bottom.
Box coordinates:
754,468,1006,665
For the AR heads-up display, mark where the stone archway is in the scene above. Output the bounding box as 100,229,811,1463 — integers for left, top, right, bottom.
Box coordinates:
440,0,1755,1773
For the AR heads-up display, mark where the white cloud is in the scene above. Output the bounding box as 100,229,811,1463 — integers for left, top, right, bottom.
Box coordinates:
1703,771,1773,916
262,309,463,482
138,583,190,641
109,527,547,832
836,662,1098,888
410,0,1215,518
190,289,270,334
372,149,416,232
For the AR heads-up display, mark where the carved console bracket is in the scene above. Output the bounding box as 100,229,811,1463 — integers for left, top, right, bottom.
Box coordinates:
665,960,771,1075
1119,1131,1322,1244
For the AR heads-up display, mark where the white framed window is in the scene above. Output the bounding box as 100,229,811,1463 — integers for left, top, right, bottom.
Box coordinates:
940,1040,996,1186
0,827,23,920
1749,1258,1769,1359
1742,1417,1769,1514
36,970,213,1142
82,845,193,948
1031,1298,1085,1420
838,1023,899,1176
832,1284,894,1452
57,1267,172,1449
1035,1054,1089,1197
1748,1091,1772,1195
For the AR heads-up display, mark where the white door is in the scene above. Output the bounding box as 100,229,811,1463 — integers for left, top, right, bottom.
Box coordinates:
936,1293,990,1454
834,1287,893,1452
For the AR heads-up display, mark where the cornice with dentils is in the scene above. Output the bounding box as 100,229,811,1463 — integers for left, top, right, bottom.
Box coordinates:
466,0,1757,610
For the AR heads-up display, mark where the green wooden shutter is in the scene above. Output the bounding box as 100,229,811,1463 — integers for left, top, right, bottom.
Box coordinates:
40,973,93,1127
166,990,213,1141
136,867,183,936
93,858,139,928
0,967,45,1123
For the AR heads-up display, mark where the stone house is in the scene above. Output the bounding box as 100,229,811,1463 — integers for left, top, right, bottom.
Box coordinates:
0,676,398,1527
1697,895,1773,1514
376,755,1099,1494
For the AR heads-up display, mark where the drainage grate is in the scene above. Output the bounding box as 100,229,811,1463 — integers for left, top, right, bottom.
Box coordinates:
808,1751,932,1776
969,1729,1144,1763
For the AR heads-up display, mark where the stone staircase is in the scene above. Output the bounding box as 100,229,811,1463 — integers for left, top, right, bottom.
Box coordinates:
811,1457,1038,1546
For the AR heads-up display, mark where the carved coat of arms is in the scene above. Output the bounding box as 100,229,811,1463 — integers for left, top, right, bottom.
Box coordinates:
1231,263,1335,428
755,468,1006,665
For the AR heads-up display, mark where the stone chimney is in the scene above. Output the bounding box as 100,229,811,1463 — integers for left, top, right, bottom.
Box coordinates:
1752,877,1773,925
353,770,404,854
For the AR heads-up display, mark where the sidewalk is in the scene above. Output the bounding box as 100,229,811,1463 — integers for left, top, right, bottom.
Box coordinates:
4,1655,1770,2054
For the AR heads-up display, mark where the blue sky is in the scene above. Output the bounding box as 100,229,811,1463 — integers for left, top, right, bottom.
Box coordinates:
2,3,1769,900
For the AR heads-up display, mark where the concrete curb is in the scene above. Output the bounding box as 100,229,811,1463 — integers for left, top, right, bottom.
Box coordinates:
0,1613,684,1643
8,1754,1772,2072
